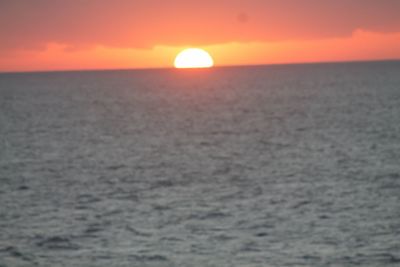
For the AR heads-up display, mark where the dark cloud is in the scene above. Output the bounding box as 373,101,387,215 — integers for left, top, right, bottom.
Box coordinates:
1,0,399,51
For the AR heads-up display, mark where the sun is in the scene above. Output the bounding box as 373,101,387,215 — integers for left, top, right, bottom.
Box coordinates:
174,48,214,69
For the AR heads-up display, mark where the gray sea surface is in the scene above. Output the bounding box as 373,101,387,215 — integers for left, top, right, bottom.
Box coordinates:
1,61,400,267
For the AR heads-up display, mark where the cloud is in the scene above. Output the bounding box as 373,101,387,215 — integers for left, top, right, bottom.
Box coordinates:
1,0,400,51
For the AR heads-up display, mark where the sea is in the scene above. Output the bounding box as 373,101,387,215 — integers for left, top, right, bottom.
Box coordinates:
1,61,400,267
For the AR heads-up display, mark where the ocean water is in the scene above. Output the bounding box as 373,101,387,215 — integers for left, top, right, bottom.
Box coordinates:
1,61,400,267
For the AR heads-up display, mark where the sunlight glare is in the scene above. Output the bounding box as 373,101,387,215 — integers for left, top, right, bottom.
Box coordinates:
174,48,214,68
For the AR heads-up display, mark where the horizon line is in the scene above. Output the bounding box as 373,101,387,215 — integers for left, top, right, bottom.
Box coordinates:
1,58,399,75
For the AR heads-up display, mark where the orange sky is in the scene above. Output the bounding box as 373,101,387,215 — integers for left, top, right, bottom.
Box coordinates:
1,0,400,72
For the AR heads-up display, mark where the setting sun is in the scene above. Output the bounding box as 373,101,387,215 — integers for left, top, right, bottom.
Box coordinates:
174,48,214,69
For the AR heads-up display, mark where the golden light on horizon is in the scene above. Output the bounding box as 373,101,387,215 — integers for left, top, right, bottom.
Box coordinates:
1,1,400,72
174,48,214,69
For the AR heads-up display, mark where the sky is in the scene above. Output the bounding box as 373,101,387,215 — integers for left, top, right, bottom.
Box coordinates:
1,0,400,72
